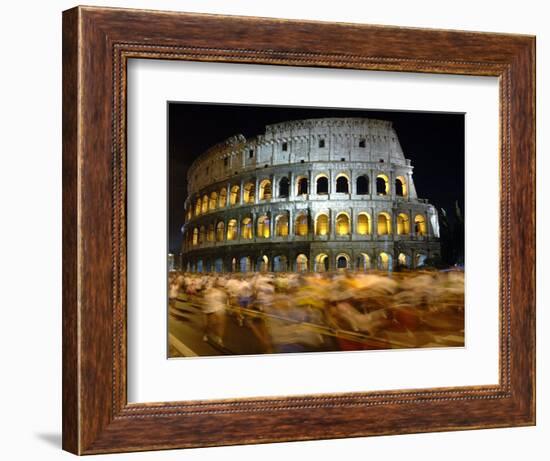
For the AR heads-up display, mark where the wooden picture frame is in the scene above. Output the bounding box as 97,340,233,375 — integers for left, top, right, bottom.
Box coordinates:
62,5,535,454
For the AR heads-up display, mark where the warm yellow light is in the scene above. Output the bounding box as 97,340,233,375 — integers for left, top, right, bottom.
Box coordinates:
397,213,410,235
276,215,289,236
377,213,391,235
357,213,370,235
336,213,350,236
295,214,308,236
315,214,329,236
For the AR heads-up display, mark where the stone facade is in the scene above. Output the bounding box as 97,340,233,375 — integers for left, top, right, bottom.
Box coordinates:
181,117,440,273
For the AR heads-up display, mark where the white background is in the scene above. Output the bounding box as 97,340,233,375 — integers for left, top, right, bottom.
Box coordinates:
128,60,499,402
0,1,546,460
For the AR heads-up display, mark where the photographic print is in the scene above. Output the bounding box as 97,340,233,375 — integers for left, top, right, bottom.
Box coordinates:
168,103,465,358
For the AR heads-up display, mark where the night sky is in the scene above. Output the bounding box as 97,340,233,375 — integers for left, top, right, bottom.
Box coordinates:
168,103,464,253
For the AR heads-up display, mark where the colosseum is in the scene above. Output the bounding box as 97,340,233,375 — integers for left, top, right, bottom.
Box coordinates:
181,117,440,273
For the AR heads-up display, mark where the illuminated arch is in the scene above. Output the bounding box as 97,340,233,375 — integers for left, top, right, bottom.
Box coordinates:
226,219,237,241
194,198,201,216
398,252,409,267
315,213,330,236
296,254,308,272
377,212,392,235
397,213,410,235
192,227,198,245
218,187,227,208
229,185,240,206
376,173,389,195
257,215,270,239
216,221,225,242
336,212,350,236
414,214,428,236
259,179,272,200
243,182,255,204
257,255,269,272
356,253,371,271
241,217,253,239
335,174,350,193
295,213,308,236
315,174,329,195
378,252,392,270
209,191,218,210
201,194,209,213
395,176,407,197
356,212,371,235
314,253,329,272
415,253,427,268
275,214,289,237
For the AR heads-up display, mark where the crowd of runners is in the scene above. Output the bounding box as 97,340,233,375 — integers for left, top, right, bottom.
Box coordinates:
169,269,465,354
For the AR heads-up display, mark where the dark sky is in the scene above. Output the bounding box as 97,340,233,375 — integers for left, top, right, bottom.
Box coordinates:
168,103,464,253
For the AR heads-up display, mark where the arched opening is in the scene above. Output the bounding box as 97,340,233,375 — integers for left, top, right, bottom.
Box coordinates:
415,253,427,268
214,258,224,273
201,195,209,213
378,252,392,271
257,255,269,272
414,214,427,236
336,175,350,193
398,253,409,267
192,228,198,245
257,215,270,239
209,191,218,210
376,174,389,195
315,213,329,236
218,187,227,208
243,182,255,203
357,213,371,235
275,214,289,237
314,253,329,272
295,213,308,236
278,177,289,197
356,175,370,195
395,176,407,197
216,221,225,242
205,260,212,273
336,213,350,236
230,185,240,206
194,199,201,216
259,179,272,200
356,253,371,271
316,175,329,194
377,212,392,235
336,254,350,270
226,219,237,241
273,255,288,272
231,257,237,273
196,259,204,273
297,176,308,195
240,256,252,273
241,217,253,239
207,223,215,242
397,213,410,235
296,254,308,272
